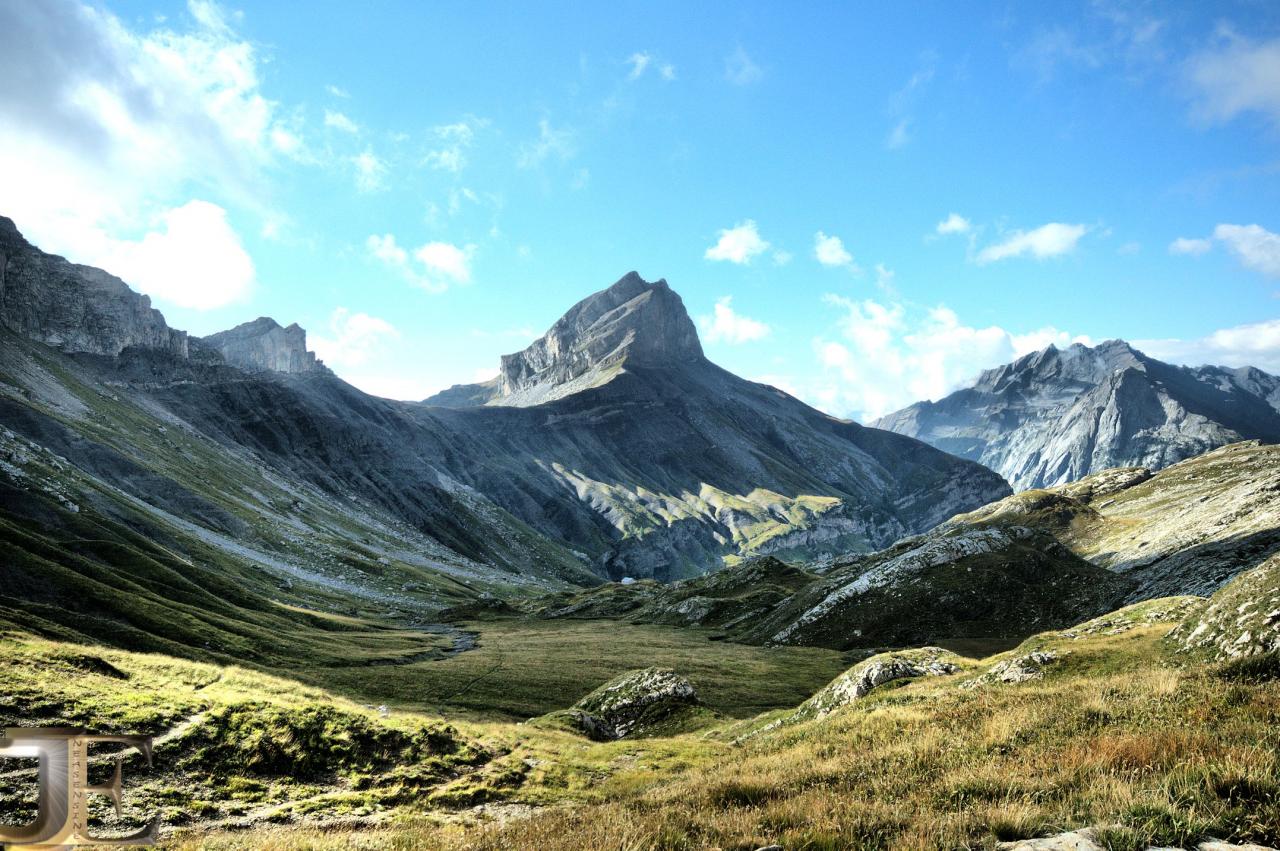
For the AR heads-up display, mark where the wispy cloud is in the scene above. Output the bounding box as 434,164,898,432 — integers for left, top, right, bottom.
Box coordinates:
517,118,576,168
324,109,359,134
1187,32,1280,126
423,116,488,173
976,222,1088,263
351,149,387,192
724,46,763,85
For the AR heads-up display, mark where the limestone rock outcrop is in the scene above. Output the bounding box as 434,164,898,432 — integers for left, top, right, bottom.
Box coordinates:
202,317,324,375
0,216,188,358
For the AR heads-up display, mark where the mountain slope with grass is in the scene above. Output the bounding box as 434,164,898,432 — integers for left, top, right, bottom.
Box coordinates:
873,340,1280,491
1,215,1010,600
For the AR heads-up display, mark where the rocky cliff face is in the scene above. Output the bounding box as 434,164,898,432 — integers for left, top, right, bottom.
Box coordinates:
490,272,703,406
872,340,1280,490
0,216,188,358
202,317,324,375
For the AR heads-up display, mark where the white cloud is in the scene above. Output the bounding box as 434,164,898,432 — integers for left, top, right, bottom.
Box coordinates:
423,117,487,173
325,84,349,98
323,109,359,134
1187,33,1280,125
415,241,475,287
309,307,399,369
97,200,254,310
698,297,771,344
0,0,291,290
936,213,971,235
725,46,762,85
659,64,677,82
626,52,652,80
366,233,475,292
1137,318,1280,374
976,222,1088,263
814,231,859,271
517,118,575,168
1213,223,1280,278
366,233,407,266
704,220,770,264
772,250,793,266
1170,236,1212,256
351,149,386,192
812,295,1089,421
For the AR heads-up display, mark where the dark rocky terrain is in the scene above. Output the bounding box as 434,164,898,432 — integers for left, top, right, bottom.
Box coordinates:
873,340,1280,490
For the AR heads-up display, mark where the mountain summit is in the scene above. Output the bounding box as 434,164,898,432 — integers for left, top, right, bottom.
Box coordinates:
427,272,702,407
873,340,1280,490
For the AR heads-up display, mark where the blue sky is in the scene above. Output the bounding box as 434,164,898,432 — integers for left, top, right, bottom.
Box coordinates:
2,1,1279,419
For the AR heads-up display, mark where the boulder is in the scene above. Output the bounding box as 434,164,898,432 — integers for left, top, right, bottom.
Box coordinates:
565,667,700,740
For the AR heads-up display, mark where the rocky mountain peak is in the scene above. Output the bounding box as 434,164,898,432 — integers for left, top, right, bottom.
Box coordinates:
202,317,324,375
493,272,704,405
0,215,188,358
874,338,1280,491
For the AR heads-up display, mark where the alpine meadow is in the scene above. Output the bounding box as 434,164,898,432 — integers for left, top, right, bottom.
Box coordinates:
2,3,1280,851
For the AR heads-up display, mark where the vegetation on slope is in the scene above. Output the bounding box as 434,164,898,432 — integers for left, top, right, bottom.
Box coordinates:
5,593,1279,851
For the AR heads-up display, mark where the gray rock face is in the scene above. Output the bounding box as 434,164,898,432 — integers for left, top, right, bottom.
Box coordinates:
202,318,324,375
872,340,1280,491
0,216,188,358
427,272,704,408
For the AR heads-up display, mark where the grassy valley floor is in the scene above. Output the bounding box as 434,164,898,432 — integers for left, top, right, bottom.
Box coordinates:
2,601,1278,850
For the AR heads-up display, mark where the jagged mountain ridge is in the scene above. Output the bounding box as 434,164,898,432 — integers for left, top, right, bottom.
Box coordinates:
872,339,1280,490
0,215,1008,601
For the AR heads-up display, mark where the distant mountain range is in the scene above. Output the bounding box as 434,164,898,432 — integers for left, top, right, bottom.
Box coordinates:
873,339,1280,491
0,214,1008,660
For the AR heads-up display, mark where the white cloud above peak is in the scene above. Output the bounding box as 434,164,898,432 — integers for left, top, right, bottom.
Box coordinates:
1168,223,1280,278
811,294,1090,421
698,297,770,344
976,222,1088,263
704,220,769,264
98,200,254,310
